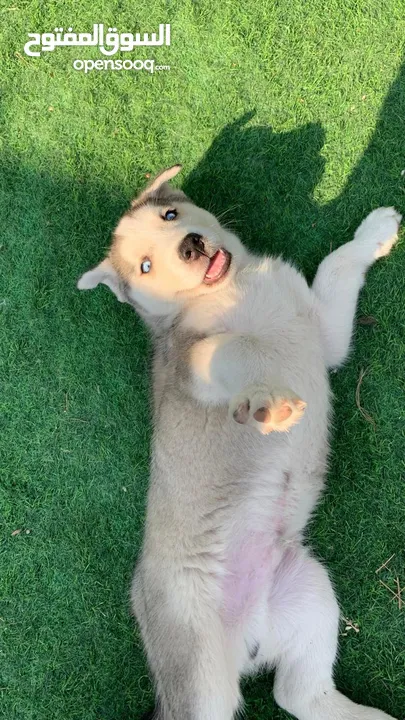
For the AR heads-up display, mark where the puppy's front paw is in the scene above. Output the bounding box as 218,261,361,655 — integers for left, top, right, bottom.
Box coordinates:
230,384,306,434
354,206,402,260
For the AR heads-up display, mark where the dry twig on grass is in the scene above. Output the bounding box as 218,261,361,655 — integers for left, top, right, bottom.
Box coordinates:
355,367,376,430
395,578,403,611
379,579,405,610
375,554,395,574
375,555,404,610
358,315,378,326
341,616,360,635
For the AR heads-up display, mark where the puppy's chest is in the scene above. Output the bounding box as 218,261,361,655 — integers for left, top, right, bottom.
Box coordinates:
226,288,307,339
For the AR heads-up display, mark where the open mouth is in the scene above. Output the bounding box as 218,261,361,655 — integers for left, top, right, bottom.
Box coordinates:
203,249,232,285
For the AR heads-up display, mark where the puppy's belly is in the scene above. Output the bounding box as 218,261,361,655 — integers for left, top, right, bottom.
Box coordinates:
221,531,283,625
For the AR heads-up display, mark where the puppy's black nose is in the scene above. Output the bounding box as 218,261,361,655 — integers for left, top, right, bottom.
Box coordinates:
178,233,205,262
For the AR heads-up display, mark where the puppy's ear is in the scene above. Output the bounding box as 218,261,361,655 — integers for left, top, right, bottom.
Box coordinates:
77,257,126,302
132,164,186,207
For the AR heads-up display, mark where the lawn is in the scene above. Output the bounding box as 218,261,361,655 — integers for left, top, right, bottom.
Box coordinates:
0,1,404,718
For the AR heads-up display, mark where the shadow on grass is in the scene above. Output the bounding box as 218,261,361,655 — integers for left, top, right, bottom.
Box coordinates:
2,60,405,720
184,58,405,273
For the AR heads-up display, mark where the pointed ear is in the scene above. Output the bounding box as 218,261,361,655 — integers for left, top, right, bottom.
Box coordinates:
132,164,186,207
77,257,126,302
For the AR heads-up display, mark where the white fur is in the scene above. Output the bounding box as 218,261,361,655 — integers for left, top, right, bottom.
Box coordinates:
312,207,401,368
79,203,401,720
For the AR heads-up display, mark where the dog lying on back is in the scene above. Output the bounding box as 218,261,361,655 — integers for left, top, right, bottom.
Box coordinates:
78,165,400,720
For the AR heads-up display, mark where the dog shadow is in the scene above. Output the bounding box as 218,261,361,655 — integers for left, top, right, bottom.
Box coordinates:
183,111,326,269
184,60,405,274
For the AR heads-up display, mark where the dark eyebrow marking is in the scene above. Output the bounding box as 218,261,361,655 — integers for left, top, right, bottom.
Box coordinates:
130,192,189,213
249,642,259,660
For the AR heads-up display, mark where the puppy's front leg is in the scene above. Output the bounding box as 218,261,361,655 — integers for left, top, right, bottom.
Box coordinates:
189,333,306,433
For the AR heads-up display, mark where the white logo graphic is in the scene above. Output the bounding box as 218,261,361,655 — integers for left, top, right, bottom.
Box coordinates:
24,24,171,57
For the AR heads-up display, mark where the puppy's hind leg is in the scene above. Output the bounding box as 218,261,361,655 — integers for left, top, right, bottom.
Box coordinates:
132,570,242,720
312,207,401,368
263,547,395,720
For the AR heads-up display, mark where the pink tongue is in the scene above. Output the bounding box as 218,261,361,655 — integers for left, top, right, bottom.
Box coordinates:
205,250,226,279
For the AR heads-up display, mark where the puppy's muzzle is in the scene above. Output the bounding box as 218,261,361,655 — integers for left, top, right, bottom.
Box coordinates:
178,233,206,262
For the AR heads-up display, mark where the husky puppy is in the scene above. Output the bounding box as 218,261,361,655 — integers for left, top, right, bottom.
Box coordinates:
78,165,400,720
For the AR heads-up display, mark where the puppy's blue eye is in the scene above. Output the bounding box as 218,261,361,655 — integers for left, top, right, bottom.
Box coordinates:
140,259,152,274
164,209,177,221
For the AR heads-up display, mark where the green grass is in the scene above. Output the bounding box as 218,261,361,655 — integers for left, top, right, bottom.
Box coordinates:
1,1,405,718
